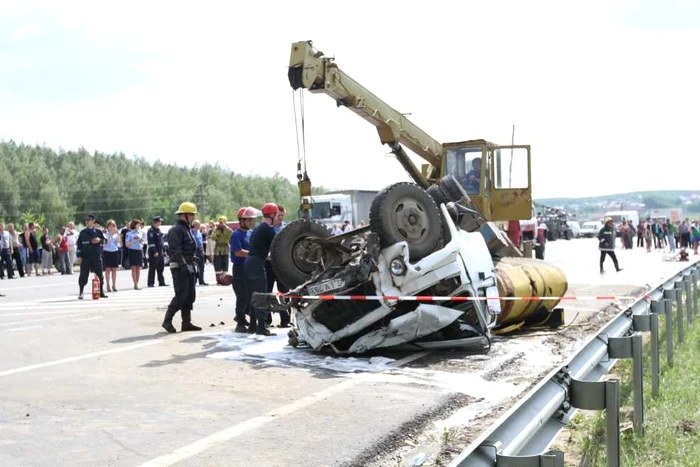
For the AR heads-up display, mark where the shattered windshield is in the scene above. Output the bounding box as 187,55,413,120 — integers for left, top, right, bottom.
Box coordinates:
445,146,483,194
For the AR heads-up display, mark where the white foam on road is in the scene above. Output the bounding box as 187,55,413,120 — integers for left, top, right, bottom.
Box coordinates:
207,332,397,373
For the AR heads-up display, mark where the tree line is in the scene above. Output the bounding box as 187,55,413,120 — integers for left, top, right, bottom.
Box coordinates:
0,141,308,230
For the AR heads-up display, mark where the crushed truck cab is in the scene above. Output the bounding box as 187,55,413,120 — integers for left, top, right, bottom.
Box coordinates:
254,181,567,354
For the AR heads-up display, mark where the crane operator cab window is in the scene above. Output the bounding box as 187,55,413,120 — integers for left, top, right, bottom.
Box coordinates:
446,146,484,195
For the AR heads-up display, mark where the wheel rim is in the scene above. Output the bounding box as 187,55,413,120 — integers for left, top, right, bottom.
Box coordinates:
392,197,430,243
291,237,324,274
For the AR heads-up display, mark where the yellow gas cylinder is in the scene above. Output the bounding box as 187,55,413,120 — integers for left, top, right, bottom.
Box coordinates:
494,257,568,328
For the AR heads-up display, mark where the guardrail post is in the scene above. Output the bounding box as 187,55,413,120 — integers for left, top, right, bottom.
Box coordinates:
606,379,620,467
685,279,692,324
663,290,674,366
608,334,644,435
692,269,699,317
570,378,620,467
648,301,662,396
674,282,684,344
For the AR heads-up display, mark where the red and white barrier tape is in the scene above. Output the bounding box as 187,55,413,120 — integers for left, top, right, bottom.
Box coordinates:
277,294,648,302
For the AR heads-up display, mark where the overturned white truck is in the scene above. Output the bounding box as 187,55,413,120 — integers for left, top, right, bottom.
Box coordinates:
254,180,535,354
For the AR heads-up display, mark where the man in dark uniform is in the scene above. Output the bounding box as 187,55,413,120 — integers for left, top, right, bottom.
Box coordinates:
245,202,278,336
598,217,622,274
147,216,167,287
162,202,202,333
77,214,108,300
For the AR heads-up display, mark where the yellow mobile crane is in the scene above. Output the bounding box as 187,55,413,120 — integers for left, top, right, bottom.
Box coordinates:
288,40,532,223
274,41,566,335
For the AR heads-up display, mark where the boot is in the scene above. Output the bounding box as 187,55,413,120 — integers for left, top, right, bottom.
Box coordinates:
100,287,108,298
234,324,248,333
78,287,84,300
162,309,177,333
181,309,201,332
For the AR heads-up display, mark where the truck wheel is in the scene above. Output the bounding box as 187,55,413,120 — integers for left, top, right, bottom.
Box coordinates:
370,182,442,261
270,218,331,289
439,175,468,202
426,185,449,206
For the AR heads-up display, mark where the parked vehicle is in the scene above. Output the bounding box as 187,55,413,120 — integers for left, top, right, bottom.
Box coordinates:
568,221,581,238
536,204,574,240
604,210,639,230
580,221,603,238
309,191,378,228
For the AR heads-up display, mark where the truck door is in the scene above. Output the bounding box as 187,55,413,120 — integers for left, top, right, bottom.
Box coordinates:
490,145,532,220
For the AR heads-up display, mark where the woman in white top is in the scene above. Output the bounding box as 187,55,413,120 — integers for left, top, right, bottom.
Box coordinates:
103,220,122,292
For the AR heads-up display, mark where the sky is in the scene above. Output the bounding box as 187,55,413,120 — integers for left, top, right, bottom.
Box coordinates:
1,0,699,199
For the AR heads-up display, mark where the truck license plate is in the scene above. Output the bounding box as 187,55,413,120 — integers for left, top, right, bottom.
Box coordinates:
307,279,346,295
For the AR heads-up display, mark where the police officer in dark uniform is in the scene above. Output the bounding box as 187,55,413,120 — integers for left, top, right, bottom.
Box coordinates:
77,214,108,300
147,216,168,287
162,202,202,333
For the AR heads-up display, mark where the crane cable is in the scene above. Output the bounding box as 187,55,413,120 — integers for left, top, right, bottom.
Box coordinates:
292,90,308,176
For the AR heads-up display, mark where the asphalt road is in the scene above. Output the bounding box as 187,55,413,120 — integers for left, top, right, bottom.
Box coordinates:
0,240,696,467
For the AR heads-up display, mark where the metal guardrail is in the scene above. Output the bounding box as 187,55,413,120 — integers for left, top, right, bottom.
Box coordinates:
449,261,700,467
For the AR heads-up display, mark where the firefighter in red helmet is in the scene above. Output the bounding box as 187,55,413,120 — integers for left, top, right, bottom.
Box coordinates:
244,203,279,336
230,206,261,333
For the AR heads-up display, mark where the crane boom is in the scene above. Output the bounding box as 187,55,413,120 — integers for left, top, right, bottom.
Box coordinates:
288,40,534,223
288,41,443,170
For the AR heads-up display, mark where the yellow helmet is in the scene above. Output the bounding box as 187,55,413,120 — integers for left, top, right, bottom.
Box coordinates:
175,202,198,215
218,215,228,223
605,217,613,223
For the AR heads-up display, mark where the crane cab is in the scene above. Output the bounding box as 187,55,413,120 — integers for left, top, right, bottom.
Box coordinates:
441,140,532,221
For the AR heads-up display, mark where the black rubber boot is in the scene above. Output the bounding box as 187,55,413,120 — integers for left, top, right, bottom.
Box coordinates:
162,309,177,333
181,309,201,332
234,324,248,333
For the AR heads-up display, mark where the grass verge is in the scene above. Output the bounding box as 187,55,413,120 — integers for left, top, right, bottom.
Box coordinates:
560,303,700,465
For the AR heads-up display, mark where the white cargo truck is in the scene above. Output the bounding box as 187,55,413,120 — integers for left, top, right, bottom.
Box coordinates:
309,190,379,228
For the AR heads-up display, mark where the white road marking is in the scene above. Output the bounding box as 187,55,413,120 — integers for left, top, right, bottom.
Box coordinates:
0,310,93,318
7,325,44,332
71,316,104,323
0,315,73,327
0,282,76,292
138,350,430,467
0,340,162,378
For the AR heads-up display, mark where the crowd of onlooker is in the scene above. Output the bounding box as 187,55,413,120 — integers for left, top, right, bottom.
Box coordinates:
618,218,700,255
0,218,247,284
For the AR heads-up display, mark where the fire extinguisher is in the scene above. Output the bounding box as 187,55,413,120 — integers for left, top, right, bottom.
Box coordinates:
92,274,100,300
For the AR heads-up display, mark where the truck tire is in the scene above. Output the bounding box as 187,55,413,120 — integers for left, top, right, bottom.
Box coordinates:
370,182,442,262
439,175,468,202
270,218,331,289
426,185,450,207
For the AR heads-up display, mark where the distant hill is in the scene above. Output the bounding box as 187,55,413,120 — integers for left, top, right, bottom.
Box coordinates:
536,190,700,219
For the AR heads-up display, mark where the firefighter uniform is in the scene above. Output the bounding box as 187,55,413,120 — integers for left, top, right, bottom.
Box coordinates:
147,216,167,287
77,215,107,299
162,202,201,333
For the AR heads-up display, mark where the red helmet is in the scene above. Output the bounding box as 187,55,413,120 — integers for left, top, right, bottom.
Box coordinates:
237,206,261,219
262,203,279,216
